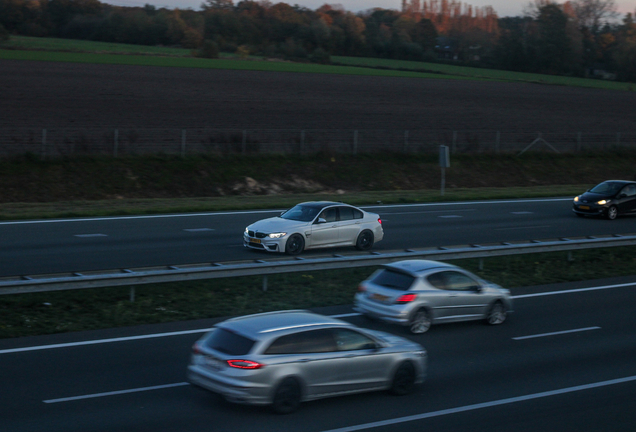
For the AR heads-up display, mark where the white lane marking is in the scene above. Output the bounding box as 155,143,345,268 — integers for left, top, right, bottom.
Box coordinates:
319,375,636,432
0,328,213,354
183,228,215,232
511,211,534,214
74,234,107,238
0,198,573,226
381,209,476,215
43,382,189,404
494,225,551,231
513,326,601,340
3,281,634,355
513,282,636,299
438,215,463,218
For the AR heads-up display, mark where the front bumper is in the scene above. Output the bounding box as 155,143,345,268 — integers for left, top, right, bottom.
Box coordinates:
572,204,607,216
243,234,284,252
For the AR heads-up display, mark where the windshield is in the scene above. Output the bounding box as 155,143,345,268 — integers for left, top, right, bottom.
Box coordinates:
590,182,623,195
280,204,321,222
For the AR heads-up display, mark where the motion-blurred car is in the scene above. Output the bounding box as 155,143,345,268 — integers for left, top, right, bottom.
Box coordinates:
572,180,636,220
354,260,513,334
243,201,383,255
187,310,427,414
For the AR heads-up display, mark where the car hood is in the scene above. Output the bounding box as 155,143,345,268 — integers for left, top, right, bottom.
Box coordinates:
247,217,308,233
579,191,613,202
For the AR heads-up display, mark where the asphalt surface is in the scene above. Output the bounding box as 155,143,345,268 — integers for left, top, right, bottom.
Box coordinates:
1,277,635,432
2,197,635,277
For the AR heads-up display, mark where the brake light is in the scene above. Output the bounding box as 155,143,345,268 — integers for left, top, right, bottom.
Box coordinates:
357,284,366,292
395,293,417,303
378,218,382,225
227,359,264,369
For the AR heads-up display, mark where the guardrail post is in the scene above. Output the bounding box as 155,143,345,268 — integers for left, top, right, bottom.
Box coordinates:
404,130,409,153
353,130,358,155
479,258,484,270
130,286,135,302
41,129,47,159
262,276,268,292
181,129,187,158
495,131,500,153
114,129,119,157
300,130,305,155
242,130,247,155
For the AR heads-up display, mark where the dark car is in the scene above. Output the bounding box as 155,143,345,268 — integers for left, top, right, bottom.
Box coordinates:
573,180,636,220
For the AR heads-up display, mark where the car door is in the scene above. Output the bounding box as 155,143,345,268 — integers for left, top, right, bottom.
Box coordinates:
309,207,339,247
427,271,487,321
617,184,636,213
336,206,362,245
331,328,393,391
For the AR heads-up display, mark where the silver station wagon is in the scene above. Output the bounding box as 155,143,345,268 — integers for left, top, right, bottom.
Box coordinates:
187,310,427,413
354,260,513,334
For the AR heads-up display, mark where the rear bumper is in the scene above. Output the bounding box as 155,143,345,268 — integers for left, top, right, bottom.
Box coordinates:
187,365,270,405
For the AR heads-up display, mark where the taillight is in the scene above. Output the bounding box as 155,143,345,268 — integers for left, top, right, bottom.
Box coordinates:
377,218,382,225
357,284,366,293
395,293,417,303
226,359,264,369
192,343,203,355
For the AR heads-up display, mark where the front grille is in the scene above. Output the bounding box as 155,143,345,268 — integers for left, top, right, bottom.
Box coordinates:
248,231,268,239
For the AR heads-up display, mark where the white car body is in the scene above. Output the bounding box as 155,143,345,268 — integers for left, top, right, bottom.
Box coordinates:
244,201,384,255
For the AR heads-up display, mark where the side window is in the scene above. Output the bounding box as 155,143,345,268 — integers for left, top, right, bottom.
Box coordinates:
426,272,447,290
319,208,337,223
622,185,636,197
444,271,480,291
264,329,336,355
352,209,363,219
332,328,377,351
338,206,354,221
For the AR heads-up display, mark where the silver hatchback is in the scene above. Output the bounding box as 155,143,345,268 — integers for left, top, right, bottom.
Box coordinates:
187,310,427,413
354,260,513,334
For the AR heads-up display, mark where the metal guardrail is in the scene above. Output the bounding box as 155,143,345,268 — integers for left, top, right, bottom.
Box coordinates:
1,233,635,296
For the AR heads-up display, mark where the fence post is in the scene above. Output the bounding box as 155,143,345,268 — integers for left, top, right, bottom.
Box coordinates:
114,129,119,157
300,130,305,155
242,130,247,155
41,129,47,159
452,130,457,154
495,131,500,153
404,130,409,153
577,132,582,152
181,129,186,158
353,130,358,155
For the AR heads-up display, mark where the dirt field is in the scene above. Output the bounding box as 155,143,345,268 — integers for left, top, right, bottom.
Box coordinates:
2,58,635,132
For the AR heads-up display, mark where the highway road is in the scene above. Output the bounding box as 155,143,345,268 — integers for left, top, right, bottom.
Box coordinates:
1,277,635,432
2,197,635,278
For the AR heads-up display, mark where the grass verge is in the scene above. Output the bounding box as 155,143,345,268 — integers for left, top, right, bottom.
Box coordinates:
1,246,635,339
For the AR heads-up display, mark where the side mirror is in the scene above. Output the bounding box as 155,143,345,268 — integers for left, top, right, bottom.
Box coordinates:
473,285,482,293
315,218,327,224
618,193,627,199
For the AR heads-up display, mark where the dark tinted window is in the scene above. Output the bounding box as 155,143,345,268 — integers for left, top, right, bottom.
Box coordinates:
338,206,354,221
205,328,256,355
333,328,377,351
371,269,416,291
621,184,636,197
426,272,446,289
319,208,337,222
590,182,623,195
428,271,479,291
281,205,321,222
264,329,336,354
353,209,363,219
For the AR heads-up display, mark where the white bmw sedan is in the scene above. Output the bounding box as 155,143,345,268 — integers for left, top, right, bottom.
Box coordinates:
243,201,384,255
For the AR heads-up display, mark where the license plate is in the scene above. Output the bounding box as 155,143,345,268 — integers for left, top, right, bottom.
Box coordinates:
579,206,590,210
371,293,389,302
250,238,261,244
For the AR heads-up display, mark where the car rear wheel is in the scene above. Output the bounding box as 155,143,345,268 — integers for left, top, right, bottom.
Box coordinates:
355,230,374,251
285,234,305,256
409,309,431,334
389,361,417,395
485,301,507,325
271,377,302,414
606,205,618,220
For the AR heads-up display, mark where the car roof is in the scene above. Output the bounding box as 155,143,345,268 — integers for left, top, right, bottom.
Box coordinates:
596,180,635,185
220,310,350,338
383,259,457,276
297,201,352,209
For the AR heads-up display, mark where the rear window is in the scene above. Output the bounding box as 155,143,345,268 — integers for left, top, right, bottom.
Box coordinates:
371,268,416,291
204,328,256,355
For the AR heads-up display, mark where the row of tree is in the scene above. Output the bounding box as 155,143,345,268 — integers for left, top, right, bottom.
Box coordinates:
1,0,635,81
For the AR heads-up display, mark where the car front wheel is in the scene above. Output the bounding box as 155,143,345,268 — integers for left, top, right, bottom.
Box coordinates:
486,301,507,325
285,234,305,256
606,205,618,220
389,361,417,395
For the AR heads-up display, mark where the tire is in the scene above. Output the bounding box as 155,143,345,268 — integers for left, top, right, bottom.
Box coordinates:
606,205,618,220
389,361,417,395
285,234,305,256
409,308,431,334
355,230,374,251
485,301,507,325
271,377,302,414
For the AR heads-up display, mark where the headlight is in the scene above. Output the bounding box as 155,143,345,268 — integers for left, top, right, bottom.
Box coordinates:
268,232,286,239
573,196,579,202
244,227,249,234
597,199,609,205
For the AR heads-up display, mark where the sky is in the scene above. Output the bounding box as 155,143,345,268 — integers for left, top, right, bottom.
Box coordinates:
102,0,636,18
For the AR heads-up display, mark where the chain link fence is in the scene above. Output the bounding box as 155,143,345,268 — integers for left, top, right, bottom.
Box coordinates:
1,128,634,158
